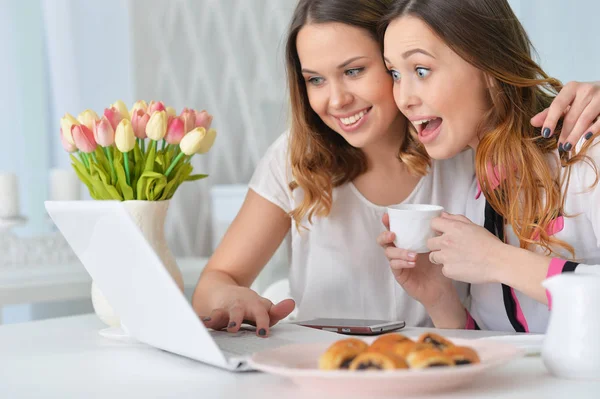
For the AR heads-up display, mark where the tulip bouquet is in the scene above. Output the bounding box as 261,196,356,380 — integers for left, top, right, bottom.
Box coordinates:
59,100,216,201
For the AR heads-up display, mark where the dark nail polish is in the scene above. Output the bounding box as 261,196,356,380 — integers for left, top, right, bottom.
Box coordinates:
585,132,594,140
558,142,564,152
542,127,551,138
564,142,573,151
258,328,266,336
202,317,211,322
228,321,236,328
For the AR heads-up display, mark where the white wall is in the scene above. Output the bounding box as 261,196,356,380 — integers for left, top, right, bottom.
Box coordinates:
510,0,600,82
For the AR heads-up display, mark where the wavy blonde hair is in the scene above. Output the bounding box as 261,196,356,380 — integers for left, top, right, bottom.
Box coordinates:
382,0,599,257
285,0,430,228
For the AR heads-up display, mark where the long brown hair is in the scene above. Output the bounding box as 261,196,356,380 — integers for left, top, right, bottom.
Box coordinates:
285,0,430,228
381,0,599,257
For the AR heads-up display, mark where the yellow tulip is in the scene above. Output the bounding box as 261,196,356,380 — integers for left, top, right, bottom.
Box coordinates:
130,100,147,115
60,113,80,145
77,109,100,131
115,119,136,152
180,127,216,155
166,106,177,118
146,110,167,141
197,128,217,154
112,100,131,121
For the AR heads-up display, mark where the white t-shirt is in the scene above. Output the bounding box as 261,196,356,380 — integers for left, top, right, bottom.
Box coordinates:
466,137,600,333
249,132,475,326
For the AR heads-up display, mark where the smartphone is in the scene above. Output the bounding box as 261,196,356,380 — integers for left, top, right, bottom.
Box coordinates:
295,318,406,335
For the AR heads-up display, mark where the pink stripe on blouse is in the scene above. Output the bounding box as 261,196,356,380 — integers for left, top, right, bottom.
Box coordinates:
546,258,568,309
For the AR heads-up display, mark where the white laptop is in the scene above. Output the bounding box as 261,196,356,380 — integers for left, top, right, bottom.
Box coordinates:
45,200,338,371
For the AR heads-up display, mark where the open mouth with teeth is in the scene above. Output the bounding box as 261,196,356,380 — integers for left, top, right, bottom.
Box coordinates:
413,117,443,137
338,107,372,126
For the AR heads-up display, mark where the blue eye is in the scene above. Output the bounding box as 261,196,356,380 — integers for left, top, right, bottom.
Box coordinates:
416,67,430,78
388,69,401,81
345,67,364,77
308,76,324,86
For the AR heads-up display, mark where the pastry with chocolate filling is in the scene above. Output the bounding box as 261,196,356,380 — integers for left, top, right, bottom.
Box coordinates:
349,351,408,371
417,332,455,350
443,346,480,365
318,338,368,370
369,333,413,352
406,348,455,369
389,341,435,358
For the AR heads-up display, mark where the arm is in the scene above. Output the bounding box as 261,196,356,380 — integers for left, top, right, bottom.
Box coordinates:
192,189,292,334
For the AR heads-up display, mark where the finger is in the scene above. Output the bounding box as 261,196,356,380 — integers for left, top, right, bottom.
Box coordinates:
377,231,396,248
561,86,598,148
384,246,418,262
427,236,444,252
202,308,229,330
268,298,296,327
227,305,246,332
562,98,600,152
430,216,458,234
429,251,444,266
390,259,416,270
541,82,577,139
441,212,472,224
249,305,271,337
530,107,549,127
382,212,390,231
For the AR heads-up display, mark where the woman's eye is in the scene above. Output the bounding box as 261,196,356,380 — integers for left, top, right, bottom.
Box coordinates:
416,67,431,79
308,77,324,86
388,69,401,82
345,68,364,77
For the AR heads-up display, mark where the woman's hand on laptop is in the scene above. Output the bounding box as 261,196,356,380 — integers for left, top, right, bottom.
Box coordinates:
200,286,295,338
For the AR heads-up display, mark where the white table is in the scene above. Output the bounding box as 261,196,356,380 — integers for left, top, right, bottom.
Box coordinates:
0,315,598,399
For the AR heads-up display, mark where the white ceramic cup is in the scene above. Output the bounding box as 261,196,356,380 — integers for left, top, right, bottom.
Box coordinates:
387,204,444,253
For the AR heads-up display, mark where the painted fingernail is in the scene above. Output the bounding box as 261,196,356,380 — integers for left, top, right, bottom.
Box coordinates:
258,328,266,336
228,321,236,328
202,317,211,322
558,142,564,152
564,142,573,151
408,261,416,267
585,132,593,140
408,252,417,260
542,127,551,138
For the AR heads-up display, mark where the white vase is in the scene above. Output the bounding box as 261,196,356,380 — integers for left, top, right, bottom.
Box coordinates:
91,200,184,328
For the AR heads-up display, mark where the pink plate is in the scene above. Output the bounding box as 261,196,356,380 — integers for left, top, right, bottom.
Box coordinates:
248,338,524,396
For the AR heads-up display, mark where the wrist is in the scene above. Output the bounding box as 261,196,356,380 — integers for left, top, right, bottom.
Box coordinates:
425,289,466,329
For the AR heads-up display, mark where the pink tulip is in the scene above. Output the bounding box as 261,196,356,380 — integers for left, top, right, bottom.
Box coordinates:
194,110,213,130
131,109,150,139
104,107,123,131
93,116,115,147
165,116,185,145
148,101,166,115
60,127,77,153
180,108,196,133
72,124,97,153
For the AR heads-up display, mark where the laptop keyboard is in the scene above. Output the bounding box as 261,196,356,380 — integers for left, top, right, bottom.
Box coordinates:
210,329,295,357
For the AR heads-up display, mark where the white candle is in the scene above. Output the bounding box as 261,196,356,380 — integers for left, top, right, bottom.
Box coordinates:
0,173,20,219
49,168,81,201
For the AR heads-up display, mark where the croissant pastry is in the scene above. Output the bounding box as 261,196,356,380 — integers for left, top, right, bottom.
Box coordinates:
318,338,369,370
443,346,481,365
417,332,455,350
369,333,413,352
406,348,455,369
349,351,408,370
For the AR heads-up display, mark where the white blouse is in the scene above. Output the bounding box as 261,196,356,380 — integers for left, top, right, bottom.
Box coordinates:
249,132,475,326
466,136,600,333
